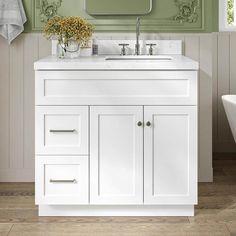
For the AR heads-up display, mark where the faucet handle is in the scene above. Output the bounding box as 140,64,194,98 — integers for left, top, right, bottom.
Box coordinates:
146,43,157,55
118,43,129,56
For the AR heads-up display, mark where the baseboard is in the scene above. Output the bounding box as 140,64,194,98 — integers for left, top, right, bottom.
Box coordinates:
213,142,236,153
198,167,213,182
213,152,236,159
0,169,34,182
39,205,194,217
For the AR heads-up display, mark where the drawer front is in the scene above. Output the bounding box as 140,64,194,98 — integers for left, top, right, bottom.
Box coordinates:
35,156,88,205
35,71,197,105
36,106,88,155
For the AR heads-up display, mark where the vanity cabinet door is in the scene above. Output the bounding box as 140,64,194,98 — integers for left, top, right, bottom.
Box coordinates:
90,106,143,204
144,106,197,205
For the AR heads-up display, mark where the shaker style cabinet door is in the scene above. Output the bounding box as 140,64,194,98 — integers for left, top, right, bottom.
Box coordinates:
144,106,197,205
36,106,88,155
90,106,143,204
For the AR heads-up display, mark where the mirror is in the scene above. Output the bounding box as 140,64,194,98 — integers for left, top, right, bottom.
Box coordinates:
85,0,152,15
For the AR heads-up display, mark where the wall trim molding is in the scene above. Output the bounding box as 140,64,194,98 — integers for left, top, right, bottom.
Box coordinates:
31,0,205,32
0,169,34,182
172,0,200,23
38,0,63,22
213,141,236,153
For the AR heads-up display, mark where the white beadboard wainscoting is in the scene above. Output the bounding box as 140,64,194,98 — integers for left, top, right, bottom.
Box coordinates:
213,33,236,153
0,34,51,182
0,32,234,182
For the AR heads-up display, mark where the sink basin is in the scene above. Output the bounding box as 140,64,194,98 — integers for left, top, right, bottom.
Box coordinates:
105,55,173,61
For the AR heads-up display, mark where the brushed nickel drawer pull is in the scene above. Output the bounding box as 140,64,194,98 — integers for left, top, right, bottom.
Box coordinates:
49,129,76,133
50,179,77,183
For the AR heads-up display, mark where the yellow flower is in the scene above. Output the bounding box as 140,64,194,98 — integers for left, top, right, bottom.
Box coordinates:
43,16,94,44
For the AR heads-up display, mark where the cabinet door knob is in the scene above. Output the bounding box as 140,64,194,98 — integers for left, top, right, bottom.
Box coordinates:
146,121,151,127
137,121,143,127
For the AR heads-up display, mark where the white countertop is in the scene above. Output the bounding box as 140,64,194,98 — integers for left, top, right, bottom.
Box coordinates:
34,55,199,71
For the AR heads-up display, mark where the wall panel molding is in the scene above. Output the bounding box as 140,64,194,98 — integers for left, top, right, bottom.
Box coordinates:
28,0,208,32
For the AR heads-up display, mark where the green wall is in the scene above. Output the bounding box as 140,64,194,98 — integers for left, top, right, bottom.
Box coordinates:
23,0,219,33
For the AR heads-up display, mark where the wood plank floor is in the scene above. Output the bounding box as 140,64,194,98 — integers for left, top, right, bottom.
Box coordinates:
1,157,236,235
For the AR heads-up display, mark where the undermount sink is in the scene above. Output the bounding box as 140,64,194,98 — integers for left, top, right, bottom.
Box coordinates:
105,55,173,61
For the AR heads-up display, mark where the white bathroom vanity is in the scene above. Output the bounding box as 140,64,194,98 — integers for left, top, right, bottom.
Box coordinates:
34,40,199,216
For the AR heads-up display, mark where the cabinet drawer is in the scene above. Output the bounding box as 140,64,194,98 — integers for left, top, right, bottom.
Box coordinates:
36,106,88,155
35,71,197,105
35,156,88,205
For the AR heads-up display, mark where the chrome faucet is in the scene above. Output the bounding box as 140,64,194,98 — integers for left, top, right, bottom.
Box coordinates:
135,17,141,55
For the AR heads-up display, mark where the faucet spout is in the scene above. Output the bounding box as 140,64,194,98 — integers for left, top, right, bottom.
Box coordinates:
135,17,141,55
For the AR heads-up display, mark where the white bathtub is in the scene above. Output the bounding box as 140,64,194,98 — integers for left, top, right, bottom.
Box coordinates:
222,95,236,142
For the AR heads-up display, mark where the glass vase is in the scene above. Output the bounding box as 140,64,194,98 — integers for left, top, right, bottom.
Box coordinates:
57,40,66,59
66,40,80,58
57,39,80,59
